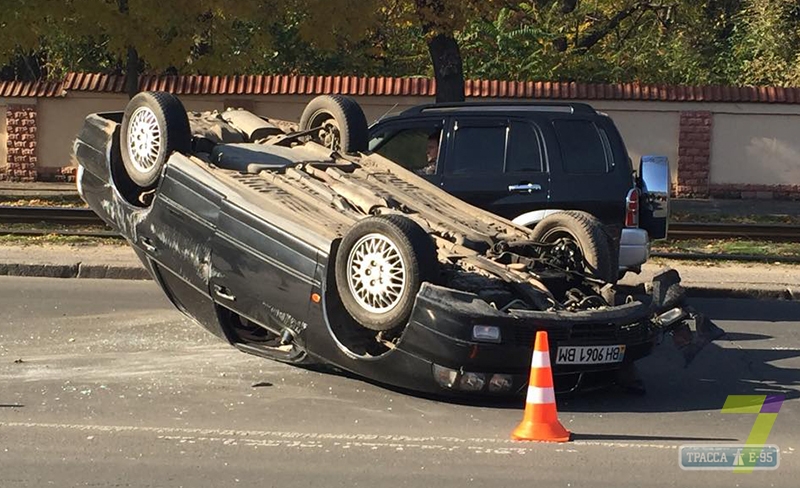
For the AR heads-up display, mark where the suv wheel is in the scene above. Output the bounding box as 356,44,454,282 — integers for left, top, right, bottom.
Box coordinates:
530,211,617,283
299,95,368,154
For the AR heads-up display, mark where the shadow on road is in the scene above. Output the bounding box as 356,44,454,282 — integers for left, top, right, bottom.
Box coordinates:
560,298,800,414
0,404,24,408
278,298,799,414
573,433,737,442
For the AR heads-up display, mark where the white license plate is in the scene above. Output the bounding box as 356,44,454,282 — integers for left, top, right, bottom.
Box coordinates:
556,345,626,365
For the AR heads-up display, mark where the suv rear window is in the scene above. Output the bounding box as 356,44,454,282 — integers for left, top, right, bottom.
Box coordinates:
507,121,543,173
553,120,611,174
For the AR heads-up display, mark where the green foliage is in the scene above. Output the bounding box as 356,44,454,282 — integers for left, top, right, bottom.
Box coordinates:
458,0,800,86
2,0,800,86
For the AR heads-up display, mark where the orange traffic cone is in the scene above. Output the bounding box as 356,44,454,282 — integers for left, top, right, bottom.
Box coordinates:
511,330,571,442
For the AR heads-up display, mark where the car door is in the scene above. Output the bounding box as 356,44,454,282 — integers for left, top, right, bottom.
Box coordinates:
134,162,225,337
440,117,550,220
208,199,320,339
369,118,447,185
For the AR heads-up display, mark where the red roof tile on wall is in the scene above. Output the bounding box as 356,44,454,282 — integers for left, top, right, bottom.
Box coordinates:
0,79,65,98
2,72,800,103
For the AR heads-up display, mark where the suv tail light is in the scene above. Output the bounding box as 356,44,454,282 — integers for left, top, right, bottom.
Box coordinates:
625,188,639,227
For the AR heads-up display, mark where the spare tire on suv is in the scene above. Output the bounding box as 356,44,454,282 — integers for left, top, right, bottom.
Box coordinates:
529,211,617,283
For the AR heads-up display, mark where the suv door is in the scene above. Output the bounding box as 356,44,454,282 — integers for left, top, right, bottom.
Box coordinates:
547,117,629,235
369,118,447,184
441,117,549,220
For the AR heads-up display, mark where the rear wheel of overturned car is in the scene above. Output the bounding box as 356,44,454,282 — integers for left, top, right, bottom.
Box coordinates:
530,210,617,283
335,215,438,332
299,95,369,154
120,91,191,189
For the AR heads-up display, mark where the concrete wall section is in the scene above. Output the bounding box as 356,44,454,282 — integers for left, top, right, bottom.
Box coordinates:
37,94,227,169
710,113,800,186
22,92,800,198
38,94,127,168
601,109,680,184
252,95,431,125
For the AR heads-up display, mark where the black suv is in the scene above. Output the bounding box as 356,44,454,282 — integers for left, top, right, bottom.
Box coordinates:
368,102,669,276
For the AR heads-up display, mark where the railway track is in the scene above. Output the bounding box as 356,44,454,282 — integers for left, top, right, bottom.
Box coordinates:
0,206,105,226
1,206,799,241
666,221,800,240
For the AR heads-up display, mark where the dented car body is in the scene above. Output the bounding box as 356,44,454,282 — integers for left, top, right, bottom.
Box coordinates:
73,94,717,396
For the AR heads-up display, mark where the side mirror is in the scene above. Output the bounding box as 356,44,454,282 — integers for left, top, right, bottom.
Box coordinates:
639,155,670,240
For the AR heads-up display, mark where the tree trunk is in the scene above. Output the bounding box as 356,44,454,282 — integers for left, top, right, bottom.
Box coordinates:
118,0,139,99
427,33,465,103
415,0,465,103
124,46,139,99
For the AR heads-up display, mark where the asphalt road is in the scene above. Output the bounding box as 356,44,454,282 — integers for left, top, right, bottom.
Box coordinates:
0,277,797,487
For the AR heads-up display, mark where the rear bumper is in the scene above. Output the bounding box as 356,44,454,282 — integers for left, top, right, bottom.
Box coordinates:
619,227,650,270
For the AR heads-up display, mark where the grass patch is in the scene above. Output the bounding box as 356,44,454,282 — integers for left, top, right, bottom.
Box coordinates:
0,222,111,232
0,196,87,207
0,223,123,246
671,211,800,225
0,234,124,246
653,238,800,257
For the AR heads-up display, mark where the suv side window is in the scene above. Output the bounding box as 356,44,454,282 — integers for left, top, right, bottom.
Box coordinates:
507,121,544,173
553,119,611,174
448,123,506,174
370,122,443,174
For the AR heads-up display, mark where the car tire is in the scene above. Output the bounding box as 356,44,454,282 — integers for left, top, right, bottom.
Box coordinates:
530,210,617,283
299,95,368,154
335,215,438,331
120,91,191,189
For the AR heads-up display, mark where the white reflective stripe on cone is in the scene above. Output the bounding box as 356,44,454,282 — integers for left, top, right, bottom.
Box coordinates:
531,350,550,368
526,386,555,404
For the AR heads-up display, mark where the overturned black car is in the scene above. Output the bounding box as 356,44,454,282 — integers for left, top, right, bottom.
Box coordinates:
73,92,722,396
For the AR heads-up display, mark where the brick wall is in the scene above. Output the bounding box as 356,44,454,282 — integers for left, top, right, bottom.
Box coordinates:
675,111,712,198
37,166,77,183
3,105,38,182
708,183,800,200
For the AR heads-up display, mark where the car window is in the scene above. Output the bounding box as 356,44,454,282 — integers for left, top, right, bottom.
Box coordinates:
448,125,506,174
507,122,543,173
553,119,610,174
371,125,442,174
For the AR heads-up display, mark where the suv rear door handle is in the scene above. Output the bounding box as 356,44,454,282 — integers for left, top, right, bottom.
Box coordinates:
508,183,542,193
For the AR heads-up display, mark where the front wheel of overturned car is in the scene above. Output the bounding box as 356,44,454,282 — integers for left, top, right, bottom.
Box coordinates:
120,91,191,190
299,95,369,154
530,210,617,283
335,215,438,332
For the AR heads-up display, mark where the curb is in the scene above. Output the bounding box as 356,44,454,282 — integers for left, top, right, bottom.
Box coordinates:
0,263,150,281
683,285,796,301
0,262,796,301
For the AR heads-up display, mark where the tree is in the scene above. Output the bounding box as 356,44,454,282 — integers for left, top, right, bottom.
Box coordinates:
291,0,501,102
5,1,800,103
0,0,273,97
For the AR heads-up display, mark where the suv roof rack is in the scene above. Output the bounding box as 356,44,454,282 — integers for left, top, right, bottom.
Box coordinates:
400,101,597,116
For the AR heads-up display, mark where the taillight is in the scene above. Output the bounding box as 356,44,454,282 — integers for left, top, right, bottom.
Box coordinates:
625,188,639,227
